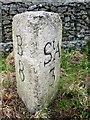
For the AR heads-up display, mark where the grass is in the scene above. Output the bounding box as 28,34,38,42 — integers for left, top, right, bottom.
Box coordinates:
0,55,7,72
0,52,15,73
0,47,90,119
48,47,90,119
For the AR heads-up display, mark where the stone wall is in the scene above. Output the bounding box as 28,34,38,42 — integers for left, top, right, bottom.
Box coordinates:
0,0,90,3
0,2,2,42
0,1,90,54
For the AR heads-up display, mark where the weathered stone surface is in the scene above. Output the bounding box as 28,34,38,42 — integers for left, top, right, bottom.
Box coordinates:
13,11,62,113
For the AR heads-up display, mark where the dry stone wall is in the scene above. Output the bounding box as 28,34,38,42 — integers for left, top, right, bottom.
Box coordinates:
0,0,90,3
0,1,90,54
0,2,2,42
0,1,90,42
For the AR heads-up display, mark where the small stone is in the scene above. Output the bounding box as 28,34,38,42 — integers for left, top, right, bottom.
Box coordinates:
50,6,57,12
17,8,25,13
38,4,43,8
3,20,11,25
38,8,47,11
58,6,61,12
44,5,50,10
28,5,37,11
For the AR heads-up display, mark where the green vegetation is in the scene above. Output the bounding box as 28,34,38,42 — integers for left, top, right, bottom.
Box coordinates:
0,47,90,119
0,55,7,72
0,52,15,72
49,47,90,119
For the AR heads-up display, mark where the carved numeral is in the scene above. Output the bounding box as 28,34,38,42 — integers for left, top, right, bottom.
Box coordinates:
49,67,55,80
16,35,25,82
16,35,23,56
19,60,25,81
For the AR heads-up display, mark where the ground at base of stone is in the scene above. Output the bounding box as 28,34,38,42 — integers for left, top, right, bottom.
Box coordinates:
1,75,69,120
1,71,31,119
1,71,90,120
1,50,90,120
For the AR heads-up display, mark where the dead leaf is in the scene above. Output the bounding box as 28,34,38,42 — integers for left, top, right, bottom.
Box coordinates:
70,51,84,63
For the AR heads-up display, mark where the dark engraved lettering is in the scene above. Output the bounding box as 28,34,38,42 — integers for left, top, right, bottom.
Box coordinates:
56,42,60,57
44,40,60,82
16,35,23,56
44,42,52,66
16,35,25,82
53,40,55,50
19,60,25,81
53,42,60,61
16,35,22,46
49,67,55,80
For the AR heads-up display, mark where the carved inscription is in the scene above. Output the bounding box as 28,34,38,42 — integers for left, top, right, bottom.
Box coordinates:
16,35,23,56
44,40,60,80
44,42,52,66
49,67,55,80
16,35,25,81
19,60,25,81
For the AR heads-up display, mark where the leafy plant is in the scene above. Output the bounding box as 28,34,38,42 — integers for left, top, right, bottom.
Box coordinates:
0,54,7,72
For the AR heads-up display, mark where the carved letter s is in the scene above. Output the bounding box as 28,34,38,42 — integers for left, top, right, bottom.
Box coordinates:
44,42,52,66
